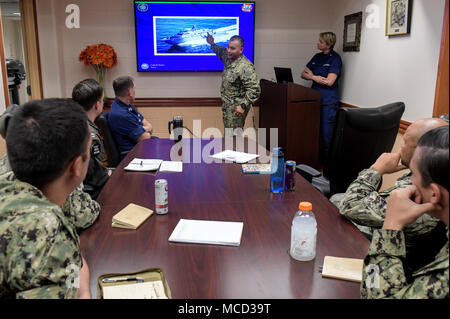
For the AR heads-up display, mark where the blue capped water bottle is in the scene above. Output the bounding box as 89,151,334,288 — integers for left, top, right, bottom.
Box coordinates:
270,147,285,193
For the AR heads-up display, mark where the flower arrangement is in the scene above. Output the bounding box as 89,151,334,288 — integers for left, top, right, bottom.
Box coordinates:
79,43,117,96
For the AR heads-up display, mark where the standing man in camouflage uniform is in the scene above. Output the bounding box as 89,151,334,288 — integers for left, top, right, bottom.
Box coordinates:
0,99,92,298
206,33,260,136
361,126,448,298
72,79,113,200
334,118,448,272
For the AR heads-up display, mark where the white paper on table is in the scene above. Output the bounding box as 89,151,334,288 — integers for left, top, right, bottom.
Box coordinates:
124,158,163,171
159,161,183,172
168,219,244,246
210,150,259,163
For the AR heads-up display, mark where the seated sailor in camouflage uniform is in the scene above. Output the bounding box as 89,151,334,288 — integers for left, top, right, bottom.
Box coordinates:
72,79,113,200
0,99,93,299
0,156,100,233
0,104,100,233
206,33,260,136
333,118,448,272
361,126,449,299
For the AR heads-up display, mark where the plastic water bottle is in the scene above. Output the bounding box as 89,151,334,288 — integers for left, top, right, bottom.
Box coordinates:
270,147,285,193
290,202,317,261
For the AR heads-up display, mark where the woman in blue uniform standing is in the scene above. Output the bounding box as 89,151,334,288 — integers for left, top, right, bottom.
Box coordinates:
301,32,342,160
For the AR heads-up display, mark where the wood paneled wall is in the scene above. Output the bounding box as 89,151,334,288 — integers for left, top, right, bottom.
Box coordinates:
104,98,260,139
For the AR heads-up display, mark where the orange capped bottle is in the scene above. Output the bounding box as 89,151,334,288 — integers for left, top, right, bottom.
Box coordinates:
290,202,317,261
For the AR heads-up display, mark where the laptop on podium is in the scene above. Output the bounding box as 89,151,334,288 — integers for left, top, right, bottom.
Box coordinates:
274,67,294,84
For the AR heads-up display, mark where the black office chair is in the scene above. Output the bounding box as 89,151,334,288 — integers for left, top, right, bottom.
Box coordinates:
297,102,405,198
97,112,123,168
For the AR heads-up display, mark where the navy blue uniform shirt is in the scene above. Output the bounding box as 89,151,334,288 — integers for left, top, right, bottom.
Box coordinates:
306,49,342,105
108,98,146,155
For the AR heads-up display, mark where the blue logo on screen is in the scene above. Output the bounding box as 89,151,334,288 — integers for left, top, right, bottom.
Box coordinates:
137,3,149,12
141,63,149,70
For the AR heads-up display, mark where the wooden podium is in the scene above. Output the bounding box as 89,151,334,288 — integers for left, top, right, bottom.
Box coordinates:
259,79,321,169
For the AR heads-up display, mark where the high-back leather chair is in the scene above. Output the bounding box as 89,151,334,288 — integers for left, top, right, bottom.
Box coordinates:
297,102,405,198
97,112,121,168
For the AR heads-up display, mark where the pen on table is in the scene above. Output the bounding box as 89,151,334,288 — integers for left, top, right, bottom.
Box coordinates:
102,276,144,283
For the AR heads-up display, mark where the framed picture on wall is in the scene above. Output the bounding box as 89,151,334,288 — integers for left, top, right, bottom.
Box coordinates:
343,12,362,52
386,0,413,36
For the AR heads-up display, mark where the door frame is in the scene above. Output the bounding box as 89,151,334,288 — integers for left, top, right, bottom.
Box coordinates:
433,0,449,117
19,0,43,101
0,6,10,107
0,0,43,109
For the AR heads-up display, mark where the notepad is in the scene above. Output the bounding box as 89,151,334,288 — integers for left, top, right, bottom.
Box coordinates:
124,158,163,171
168,219,244,246
102,280,168,299
112,203,154,229
321,256,364,283
159,161,183,172
242,163,271,174
210,150,259,163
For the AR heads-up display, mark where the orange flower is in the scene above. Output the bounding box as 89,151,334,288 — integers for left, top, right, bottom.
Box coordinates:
78,43,117,68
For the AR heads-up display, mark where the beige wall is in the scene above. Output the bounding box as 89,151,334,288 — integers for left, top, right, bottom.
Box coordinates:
34,0,447,124
329,0,446,122
35,0,332,99
139,106,259,139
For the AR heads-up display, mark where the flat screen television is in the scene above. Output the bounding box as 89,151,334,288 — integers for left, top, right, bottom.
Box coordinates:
134,1,255,72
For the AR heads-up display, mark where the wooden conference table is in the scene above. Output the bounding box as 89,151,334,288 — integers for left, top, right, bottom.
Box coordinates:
80,138,369,299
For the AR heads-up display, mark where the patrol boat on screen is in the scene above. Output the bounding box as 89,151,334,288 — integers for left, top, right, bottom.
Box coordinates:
162,24,237,47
